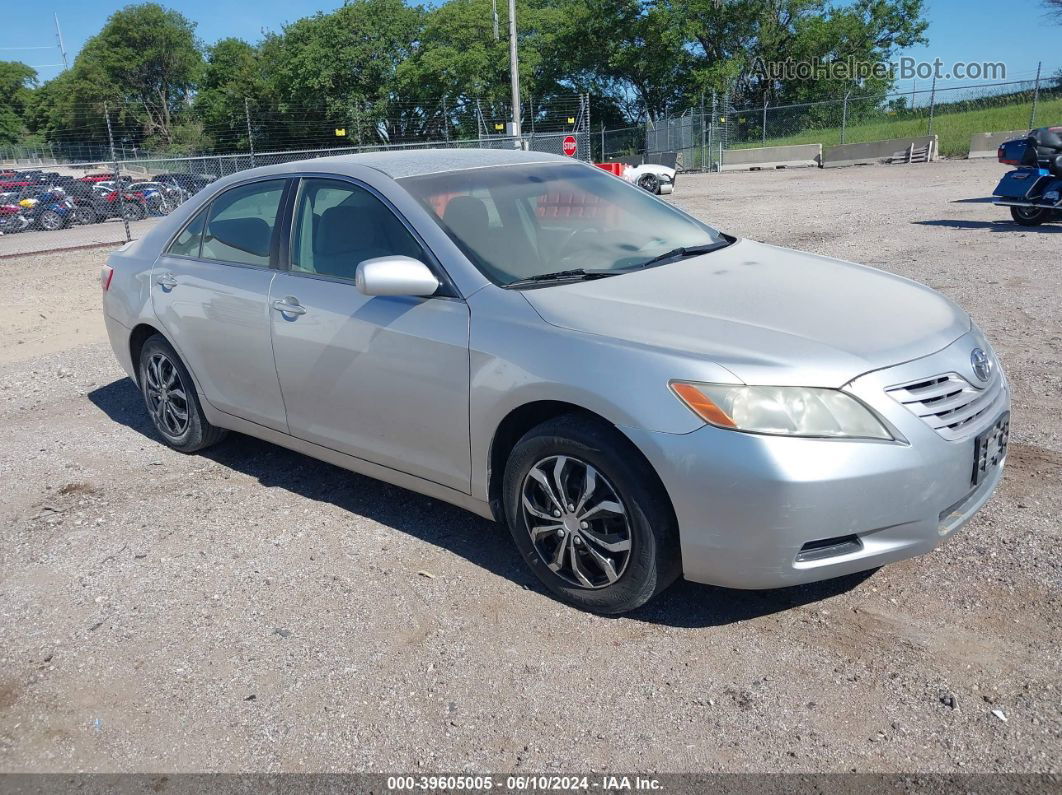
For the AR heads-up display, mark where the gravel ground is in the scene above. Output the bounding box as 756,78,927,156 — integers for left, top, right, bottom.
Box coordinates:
0,158,1059,774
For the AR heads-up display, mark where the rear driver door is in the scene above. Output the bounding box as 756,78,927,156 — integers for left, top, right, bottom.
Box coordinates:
151,178,291,432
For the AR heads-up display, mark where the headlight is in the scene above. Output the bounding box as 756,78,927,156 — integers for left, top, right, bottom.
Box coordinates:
670,381,893,440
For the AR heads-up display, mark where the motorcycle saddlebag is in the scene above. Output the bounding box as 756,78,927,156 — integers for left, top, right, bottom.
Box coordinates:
994,168,1050,199
1038,178,1062,206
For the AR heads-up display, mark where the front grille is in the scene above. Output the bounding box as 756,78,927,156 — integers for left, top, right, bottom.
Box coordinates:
886,371,1006,442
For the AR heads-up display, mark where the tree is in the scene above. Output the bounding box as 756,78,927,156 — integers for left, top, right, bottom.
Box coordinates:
547,0,695,121
260,0,423,147
662,0,926,109
28,3,202,151
0,61,37,145
1046,0,1061,17
194,38,268,151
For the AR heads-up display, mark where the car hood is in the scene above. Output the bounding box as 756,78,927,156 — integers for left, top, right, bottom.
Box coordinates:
520,238,970,387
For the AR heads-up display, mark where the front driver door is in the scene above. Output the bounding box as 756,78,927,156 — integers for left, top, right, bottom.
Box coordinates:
151,178,291,432
268,177,471,492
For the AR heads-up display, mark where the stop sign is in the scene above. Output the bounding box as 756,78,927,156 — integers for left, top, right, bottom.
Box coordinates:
562,135,578,157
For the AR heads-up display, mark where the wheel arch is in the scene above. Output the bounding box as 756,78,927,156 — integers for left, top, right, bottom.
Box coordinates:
128,322,164,384
486,400,677,530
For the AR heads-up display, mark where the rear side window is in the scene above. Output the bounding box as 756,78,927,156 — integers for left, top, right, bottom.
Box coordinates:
200,179,286,267
166,208,207,257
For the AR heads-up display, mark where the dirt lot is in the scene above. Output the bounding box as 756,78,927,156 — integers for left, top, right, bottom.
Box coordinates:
0,158,1059,774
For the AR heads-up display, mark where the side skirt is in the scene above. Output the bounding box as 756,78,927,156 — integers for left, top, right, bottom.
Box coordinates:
202,404,497,522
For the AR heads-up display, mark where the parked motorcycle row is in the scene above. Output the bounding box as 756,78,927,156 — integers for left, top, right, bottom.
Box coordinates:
0,169,215,235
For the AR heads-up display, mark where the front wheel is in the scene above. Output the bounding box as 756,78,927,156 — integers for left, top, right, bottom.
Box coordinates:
502,415,679,614
122,202,145,222
1011,206,1047,226
636,173,661,194
138,335,227,453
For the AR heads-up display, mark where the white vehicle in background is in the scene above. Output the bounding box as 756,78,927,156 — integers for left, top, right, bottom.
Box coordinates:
623,162,677,195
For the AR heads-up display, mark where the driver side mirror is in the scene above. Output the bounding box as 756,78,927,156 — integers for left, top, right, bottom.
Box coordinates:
355,256,440,297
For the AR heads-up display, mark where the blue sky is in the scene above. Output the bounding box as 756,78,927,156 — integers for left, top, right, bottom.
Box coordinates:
3,0,1058,90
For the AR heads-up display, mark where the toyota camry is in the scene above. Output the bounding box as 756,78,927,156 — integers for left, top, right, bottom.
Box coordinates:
101,149,1009,614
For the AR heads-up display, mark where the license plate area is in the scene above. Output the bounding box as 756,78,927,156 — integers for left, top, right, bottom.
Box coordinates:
972,412,1009,486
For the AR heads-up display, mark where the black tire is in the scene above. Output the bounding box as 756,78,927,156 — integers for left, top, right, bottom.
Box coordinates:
1011,206,1047,226
502,414,680,614
636,173,661,194
73,206,96,225
122,202,145,222
138,334,226,453
39,209,65,231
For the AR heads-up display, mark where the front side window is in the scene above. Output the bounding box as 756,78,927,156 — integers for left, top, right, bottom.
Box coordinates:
400,163,725,286
200,179,286,267
290,178,424,281
166,208,207,257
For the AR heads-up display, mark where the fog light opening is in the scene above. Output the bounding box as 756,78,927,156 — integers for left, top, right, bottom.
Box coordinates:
796,534,863,563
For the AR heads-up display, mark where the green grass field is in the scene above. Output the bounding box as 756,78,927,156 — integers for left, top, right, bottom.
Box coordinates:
732,97,1062,157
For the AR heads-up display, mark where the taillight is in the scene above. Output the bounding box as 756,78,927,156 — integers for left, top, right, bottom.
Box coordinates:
106,191,117,201
100,265,114,291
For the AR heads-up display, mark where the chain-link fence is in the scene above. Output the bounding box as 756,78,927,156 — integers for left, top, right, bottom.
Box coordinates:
597,68,1060,170
1,94,592,257
6,73,1060,256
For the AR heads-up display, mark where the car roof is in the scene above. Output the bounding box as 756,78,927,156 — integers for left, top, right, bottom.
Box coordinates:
297,147,573,180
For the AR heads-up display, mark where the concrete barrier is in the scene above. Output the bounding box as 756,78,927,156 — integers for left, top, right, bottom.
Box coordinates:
822,136,937,168
969,130,1028,159
721,144,822,171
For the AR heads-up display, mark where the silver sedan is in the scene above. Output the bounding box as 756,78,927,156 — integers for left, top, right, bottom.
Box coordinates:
101,149,1009,614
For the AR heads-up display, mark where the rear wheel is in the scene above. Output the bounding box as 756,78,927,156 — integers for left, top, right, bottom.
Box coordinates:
138,335,226,453
502,415,679,614
73,206,96,225
39,210,65,230
122,202,145,222
1011,206,1047,226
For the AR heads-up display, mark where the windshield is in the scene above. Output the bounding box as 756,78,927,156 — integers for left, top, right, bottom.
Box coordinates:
399,162,724,286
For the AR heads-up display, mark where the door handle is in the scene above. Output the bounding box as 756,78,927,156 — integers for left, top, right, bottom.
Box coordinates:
156,272,177,289
272,297,307,316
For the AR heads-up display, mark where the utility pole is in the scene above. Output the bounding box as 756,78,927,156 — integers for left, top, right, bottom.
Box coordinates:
54,14,68,69
507,0,522,143
244,98,256,168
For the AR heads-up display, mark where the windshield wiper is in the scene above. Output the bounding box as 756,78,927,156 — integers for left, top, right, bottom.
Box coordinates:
635,240,731,270
504,268,621,288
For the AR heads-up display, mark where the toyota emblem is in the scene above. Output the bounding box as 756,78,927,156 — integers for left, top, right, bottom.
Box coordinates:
971,348,992,382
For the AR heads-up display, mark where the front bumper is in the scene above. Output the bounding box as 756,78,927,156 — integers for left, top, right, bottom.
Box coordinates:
622,333,1009,589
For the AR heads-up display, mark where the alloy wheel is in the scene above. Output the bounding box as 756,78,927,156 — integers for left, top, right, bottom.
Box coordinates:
144,352,190,437
40,210,63,230
521,455,633,589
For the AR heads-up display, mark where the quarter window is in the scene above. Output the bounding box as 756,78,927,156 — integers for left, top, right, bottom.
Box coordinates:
200,179,286,267
166,208,207,257
290,178,424,281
